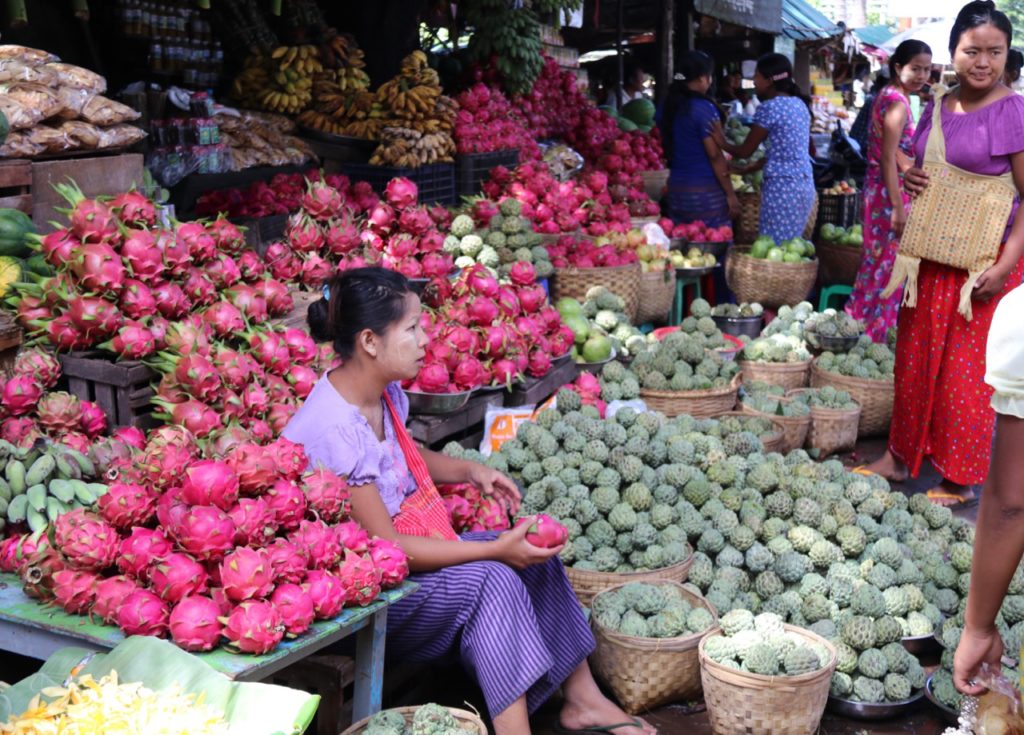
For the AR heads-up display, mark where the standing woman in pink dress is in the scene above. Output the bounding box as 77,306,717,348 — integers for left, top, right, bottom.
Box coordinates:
846,40,932,341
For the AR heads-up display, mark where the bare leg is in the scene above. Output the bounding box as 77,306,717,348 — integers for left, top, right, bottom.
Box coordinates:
865,449,909,482
559,661,656,735
493,697,531,735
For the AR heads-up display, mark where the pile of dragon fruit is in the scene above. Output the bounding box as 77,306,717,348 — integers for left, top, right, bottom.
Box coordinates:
403,264,573,394
453,83,539,159
544,234,640,270
438,482,511,534
0,433,410,655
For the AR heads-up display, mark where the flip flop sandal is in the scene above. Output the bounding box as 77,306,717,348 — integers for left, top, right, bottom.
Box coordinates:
554,719,651,735
852,465,908,483
927,488,979,508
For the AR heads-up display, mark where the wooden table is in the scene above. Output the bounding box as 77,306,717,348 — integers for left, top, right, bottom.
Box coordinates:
0,573,417,721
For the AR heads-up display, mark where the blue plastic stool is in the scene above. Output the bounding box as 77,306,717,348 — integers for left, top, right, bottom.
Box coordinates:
819,285,852,312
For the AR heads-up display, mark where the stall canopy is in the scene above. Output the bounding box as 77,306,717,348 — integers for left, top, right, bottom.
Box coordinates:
853,24,897,50
881,19,953,65
694,0,782,34
781,0,842,41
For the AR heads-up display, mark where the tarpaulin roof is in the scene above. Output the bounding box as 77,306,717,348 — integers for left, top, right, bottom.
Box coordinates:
853,24,897,48
782,0,842,41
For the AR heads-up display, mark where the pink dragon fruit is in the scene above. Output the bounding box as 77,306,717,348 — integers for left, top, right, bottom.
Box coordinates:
72,242,127,296
59,431,92,453
271,583,316,635
220,547,275,602
225,443,278,494
37,229,79,268
37,393,84,434
268,437,307,481
54,509,119,571
113,425,147,449
169,595,224,651
97,482,157,529
268,403,297,435
203,301,247,337
12,348,61,389
265,242,303,282
256,277,295,316
110,191,157,227
182,268,218,306
303,569,345,619
65,295,123,341
121,228,165,279
527,349,552,378
171,506,237,561
3,375,43,416
149,552,210,603
153,398,223,439
117,528,172,580
118,589,170,637
228,497,278,548
241,381,270,417
221,600,285,654
179,460,240,510
337,550,382,607
300,179,345,221
158,229,192,275
452,356,487,392
384,177,418,210
476,497,511,531
75,400,107,438
302,468,350,524
265,538,309,584
444,494,475,531
334,521,369,555
287,213,326,253
0,417,41,447
323,218,360,255
118,279,158,320
285,364,318,399
291,519,342,569
509,261,537,286
52,569,99,614
282,328,318,365
237,250,267,282
176,221,217,263
368,538,410,589
514,514,569,548
0,536,21,573
92,575,140,624
265,480,308,530
208,216,246,254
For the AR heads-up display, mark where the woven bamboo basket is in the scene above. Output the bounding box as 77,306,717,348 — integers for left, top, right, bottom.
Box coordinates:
787,389,861,457
699,625,837,735
636,269,676,324
725,246,819,309
590,581,717,714
736,359,811,391
735,192,761,244
639,375,741,419
640,169,669,200
810,361,893,437
551,263,641,322
342,706,486,734
739,399,811,453
816,241,863,286
802,193,819,241
716,411,787,454
566,548,693,607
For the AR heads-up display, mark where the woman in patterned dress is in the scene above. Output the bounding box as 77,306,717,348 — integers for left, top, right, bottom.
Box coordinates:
283,268,656,735
712,53,815,242
846,40,933,342
867,1,1024,506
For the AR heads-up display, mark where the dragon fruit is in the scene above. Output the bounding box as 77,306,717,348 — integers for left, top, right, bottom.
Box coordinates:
265,243,302,282
282,328,318,365
65,295,123,341
237,250,267,281
287,213,326,253
97,482,157,529
226,443,278,495
303,569,345,619
54,509,119,571
152,395,222,440
3,375,43,416
180,460,240,510
452,356,487,392
368,538,410,589
149,552,210,603
265,539,308,584
20,547,65,600
52,569,99,614
113,425,147,449
92,575,140,624
246,329,292,375
334,521,369,555
291,519,342,569
228,498,278,548
169,595,224,651
300,179,345,221
117,589,170,637
285,364,318,399
208,216,246,255
220,546,275,602
101,319,158,361
77,400,107,438
37,228,80,268
265,480,308,531
0,536,21,573
509,261,537,286
110,191,157,227
268,437,307,481
59,431,92,453
385,177,418,210
221,600,285,654
514,514,569,548
117,528,172,580
270,583,316,636
118,279,158,320
303,468,350,523
241,381,270,417
203,301,247,337
121,228,165,279
12,348,61,389
337,550,382,607
1,417,41,447
90,437,133,477
176,221,217,263
256,277,294,317
72,242,126,296
171,506,237,561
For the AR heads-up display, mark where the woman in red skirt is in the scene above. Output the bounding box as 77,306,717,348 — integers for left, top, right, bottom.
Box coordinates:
867,1,1024,505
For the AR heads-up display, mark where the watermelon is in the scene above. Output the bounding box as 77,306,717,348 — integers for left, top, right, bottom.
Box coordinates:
622,98,656,126
0,208,34,258
617,117,638,132
23,253,53,276
0,256,22,298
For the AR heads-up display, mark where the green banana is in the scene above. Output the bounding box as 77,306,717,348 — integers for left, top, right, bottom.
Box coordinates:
6,460,26,494
6,494,28,522
26,484,47,512
85,482,108,499
71,479,95,505
25,454,56,486
48,478,76,503
54,452,79,480
26,507,47,533
0,478,10,503
22,447,41,467
64,448,96,478
0,497,7,517
45,496,67,522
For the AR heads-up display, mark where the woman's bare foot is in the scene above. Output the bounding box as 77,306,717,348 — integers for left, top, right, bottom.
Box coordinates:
559,698,656,735
927,479,976,507
865,450,909,483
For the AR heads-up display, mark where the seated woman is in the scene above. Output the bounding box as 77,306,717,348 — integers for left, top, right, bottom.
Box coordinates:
283,267,656,735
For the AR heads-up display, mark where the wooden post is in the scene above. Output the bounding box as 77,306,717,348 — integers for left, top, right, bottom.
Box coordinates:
656,0,675,104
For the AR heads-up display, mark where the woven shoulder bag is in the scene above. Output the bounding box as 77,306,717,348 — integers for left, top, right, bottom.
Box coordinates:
882,86,1017,320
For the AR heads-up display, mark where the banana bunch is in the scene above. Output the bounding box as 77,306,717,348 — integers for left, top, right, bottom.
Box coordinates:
369,126,456,167
231,58,272,107
377,78,440,121
1,441,107,534
271,44,324,76
296,110,348,136
465,3,544,95
319,33,366,72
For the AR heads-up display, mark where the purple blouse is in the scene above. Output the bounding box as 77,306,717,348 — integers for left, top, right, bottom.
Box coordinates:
282,376,416,517
913,93,1024,236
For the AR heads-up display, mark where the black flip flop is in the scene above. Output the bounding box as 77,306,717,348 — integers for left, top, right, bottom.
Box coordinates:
554,719,651,734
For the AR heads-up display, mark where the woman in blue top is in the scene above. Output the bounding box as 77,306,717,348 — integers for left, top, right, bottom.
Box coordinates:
658,51,738,226
713,54,816,241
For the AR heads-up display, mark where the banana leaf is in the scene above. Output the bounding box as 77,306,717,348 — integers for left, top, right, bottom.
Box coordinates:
0,637,319,734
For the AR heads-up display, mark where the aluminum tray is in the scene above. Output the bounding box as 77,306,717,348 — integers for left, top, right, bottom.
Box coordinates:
404,389,472,415
923,674,960,725
826,690,925,720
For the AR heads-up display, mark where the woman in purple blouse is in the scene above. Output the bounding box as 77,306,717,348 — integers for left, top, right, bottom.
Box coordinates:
284,268,656,735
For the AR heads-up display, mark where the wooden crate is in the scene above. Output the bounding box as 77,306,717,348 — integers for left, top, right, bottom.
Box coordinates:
269,654,355,735
505,358,578,407
408,391,505,447
0,315,23,375
272,289,321,331
0,160,32,214
58,351,160,430
32,154,145,233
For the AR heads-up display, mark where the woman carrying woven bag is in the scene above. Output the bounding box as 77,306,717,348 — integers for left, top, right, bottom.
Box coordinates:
867,1,1024,507
282,268,656,735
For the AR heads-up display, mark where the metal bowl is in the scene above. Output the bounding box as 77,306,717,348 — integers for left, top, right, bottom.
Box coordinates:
902,633,942,659
675,264,719,278
923,674,959,725
688,240,731,260
826,691,925,720
403,389,473,415
553,351,573,367
577,349,616,375
810,334,860,353
712,314,763,339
